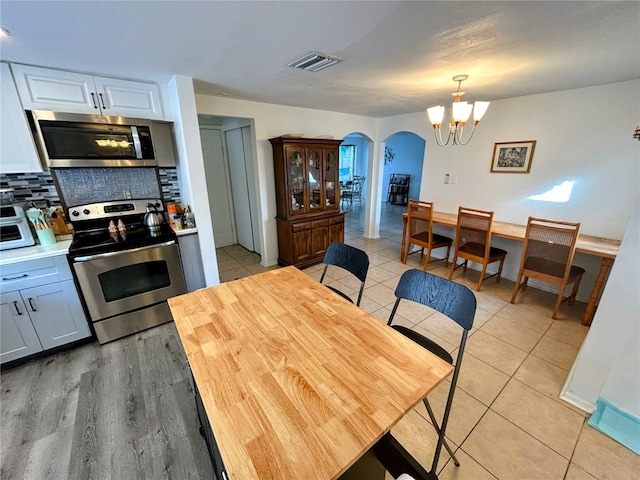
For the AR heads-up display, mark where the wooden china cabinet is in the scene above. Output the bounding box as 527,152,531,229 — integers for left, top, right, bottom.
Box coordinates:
270,136,345,268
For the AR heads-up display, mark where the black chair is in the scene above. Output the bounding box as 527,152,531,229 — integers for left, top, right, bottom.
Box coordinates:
319,242,370,306
386,269,476,475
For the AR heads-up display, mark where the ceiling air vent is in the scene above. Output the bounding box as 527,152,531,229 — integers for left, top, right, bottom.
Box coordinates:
288,51,343,72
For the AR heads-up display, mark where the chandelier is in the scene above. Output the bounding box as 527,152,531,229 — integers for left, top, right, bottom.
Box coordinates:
426,75,490,146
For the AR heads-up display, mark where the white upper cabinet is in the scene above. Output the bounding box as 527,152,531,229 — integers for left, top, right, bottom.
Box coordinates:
11,64,164,120
94,76,164,119
0,63,42,173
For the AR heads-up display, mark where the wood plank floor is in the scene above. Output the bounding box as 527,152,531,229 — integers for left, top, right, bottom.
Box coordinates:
0,323,213,480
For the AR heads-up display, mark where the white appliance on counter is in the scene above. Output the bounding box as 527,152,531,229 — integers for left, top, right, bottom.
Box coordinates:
0,205,36,250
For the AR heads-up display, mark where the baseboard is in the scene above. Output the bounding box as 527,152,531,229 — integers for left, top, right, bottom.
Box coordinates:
588,397,640,454
559,390,595,414
261,257,279,267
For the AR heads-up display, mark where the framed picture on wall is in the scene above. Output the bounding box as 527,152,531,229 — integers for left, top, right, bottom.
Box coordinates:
490,140,536,173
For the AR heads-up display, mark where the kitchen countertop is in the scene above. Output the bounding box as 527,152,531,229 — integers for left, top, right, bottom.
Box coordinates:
175,227,198,236
0,238,73,266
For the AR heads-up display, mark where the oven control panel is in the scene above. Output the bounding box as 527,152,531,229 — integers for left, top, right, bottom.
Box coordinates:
69,199,164,221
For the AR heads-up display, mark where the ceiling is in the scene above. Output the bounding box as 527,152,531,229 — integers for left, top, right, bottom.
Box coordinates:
1,1,638,118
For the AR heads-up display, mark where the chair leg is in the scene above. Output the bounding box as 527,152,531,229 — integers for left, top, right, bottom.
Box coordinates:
401,242,409,264
319,264,329,284
423,398,459,467
496,257,505,283
477,263,488,291
462,259,468,273
423,246,433,271
510,274,522,304
448,254,458,279
568,274,583,306
444,244,451,267
510,261,529,303
552,282,568,319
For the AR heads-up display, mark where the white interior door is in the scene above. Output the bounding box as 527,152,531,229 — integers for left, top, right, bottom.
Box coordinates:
225,127,254,252
241,126,261,254
200,127,234,247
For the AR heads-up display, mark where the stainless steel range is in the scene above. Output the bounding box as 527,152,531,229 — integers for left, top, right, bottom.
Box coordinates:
67,199,186,344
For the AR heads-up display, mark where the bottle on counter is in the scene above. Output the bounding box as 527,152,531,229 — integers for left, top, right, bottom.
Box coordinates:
184,205,196,229
170,214,183,230
167,203,179,230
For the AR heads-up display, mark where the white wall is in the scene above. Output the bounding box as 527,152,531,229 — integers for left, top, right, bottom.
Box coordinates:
194,95,378,265
561,196,640,414
383,132,425,201
378,79,640,301
167,76,220,285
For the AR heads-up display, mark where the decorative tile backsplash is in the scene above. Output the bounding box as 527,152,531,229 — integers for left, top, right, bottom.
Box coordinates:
0,172,61,206
1,168,181,207
53,168,161,206
158,168,182,204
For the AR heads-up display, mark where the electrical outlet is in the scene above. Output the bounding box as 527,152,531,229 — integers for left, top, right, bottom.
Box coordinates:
123,189,132,199
444,174,450,184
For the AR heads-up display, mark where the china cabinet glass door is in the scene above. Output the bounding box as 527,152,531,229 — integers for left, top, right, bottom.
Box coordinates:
325,150,338,210
286,147,306,216
308,148,322,214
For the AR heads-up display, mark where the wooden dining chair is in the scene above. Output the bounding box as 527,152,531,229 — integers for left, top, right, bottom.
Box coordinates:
340,176,365,209
403,200,453,271
319,242,370,306
511,217,585,319
386,269,476,474
449,206,507,291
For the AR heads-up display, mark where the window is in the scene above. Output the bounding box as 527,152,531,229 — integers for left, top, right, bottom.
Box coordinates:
339,145,356,184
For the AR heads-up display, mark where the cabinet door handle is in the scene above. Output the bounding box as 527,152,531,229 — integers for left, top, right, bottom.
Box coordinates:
90,92,99,109
99,93,107,110
12,301,23,315
2,273,28,281
27,297,37,312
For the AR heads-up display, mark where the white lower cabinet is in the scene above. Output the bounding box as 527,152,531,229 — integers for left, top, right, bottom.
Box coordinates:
0,291,43,363
0,256,91,364
177,233,206,292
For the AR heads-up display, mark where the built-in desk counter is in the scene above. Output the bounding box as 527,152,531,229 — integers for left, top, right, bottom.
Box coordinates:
400,211,621,325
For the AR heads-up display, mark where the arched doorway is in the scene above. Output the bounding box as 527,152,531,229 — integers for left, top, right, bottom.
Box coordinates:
379,131,425,236
340,132,372,238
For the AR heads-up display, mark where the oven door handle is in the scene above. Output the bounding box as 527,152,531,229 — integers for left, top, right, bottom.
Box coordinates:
72,240,176,262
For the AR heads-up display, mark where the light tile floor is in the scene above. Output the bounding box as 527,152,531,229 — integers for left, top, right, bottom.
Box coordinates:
216,203,639,480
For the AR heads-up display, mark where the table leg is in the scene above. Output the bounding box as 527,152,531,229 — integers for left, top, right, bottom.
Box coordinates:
582,257,614,326
401,216,408,262
372,433,437,480
339,449,386,480
194,376,229,480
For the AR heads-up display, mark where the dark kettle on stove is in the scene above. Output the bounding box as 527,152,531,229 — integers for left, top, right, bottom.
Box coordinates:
144,203,165,233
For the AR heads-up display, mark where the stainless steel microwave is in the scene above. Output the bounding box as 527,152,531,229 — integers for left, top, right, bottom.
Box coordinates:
29,110,158,168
